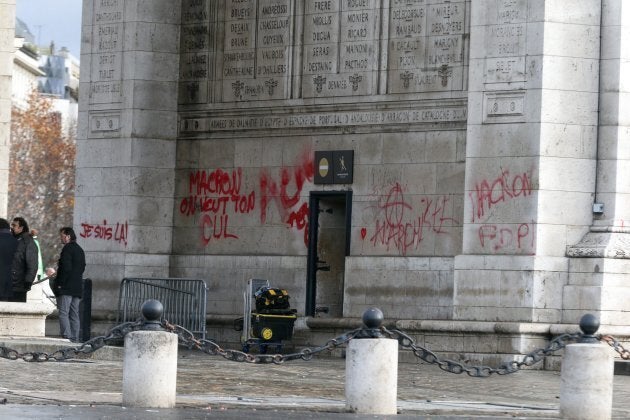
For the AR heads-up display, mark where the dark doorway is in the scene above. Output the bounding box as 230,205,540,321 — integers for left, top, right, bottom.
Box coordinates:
306,191,352,317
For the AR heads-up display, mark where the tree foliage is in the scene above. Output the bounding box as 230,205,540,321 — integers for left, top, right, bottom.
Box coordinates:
9,90,76,266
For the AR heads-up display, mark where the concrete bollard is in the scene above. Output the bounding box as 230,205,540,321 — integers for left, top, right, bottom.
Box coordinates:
122,300,178,408
345,308,398,415
560,314,613,420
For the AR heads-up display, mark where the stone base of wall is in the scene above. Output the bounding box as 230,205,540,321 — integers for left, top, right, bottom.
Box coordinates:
565,257,630,325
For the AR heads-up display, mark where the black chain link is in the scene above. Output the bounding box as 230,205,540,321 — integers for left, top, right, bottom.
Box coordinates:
381,327,583,377
0,320,144,362
3,317,629,376
162,320,362,364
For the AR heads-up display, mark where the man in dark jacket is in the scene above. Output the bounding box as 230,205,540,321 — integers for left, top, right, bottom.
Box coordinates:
9,217,38,302
0,218,18,301
52,227,86,342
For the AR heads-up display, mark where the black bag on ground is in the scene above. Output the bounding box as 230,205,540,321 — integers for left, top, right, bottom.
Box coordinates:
255,287,291,313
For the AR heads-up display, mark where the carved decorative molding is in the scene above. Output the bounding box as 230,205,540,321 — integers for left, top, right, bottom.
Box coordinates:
567,232,630,259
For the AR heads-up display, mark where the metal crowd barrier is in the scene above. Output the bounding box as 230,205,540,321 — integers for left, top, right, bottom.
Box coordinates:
117,278,208,339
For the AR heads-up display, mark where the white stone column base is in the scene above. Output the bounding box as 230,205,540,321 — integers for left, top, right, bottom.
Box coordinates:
560,343,613,420
122,330,178,408
345,338,398,414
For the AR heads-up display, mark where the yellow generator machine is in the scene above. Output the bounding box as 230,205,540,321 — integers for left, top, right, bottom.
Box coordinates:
238,279,297,353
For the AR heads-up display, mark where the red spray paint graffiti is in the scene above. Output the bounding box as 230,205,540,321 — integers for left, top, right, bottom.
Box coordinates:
469,168,537,254
469,169,532,222
80,220,128,246
179,151,314,246
179,167,256,245
259,151,314,245
478,222,535,253
364,182,459,255
179,168,255,217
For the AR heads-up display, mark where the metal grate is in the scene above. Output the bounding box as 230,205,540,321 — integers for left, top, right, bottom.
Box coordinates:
241,279,270,343
117,278,208,339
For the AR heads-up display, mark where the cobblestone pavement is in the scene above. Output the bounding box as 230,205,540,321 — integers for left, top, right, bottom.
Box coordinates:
0,341,630,418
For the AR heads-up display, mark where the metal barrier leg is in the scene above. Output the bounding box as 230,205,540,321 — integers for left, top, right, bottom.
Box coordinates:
80,279,92,342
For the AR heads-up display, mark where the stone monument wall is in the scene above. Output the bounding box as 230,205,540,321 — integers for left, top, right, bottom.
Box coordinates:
0,0,14,217
171,0,469,319
76,0,630,337
77,0,180,312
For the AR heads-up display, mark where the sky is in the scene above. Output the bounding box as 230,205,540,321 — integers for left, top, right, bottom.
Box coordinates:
16,0,83,56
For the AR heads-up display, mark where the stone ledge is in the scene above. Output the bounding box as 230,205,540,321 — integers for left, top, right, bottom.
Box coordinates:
0,302,53,315
0,336,123,361
567,231,630,258
0,302,55,337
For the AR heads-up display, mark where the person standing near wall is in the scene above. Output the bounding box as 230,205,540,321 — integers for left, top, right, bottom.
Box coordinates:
9,217,38,302
52,227,86,342
0,218,18,301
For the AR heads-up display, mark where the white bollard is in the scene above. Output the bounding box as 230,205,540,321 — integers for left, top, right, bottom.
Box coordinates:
345,337,398,414
122,330,178,408
560,342,614,420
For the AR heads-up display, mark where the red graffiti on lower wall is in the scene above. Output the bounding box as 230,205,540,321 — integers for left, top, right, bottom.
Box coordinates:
179,150,314,247
259,150,314,246
200,213,237,245
469,169,533,222
477,222,535,253
79,220,128,246
179,167,256,245
287,202,309,245
363,183,459,255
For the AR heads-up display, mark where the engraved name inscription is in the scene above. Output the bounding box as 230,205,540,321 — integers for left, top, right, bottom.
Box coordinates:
90,0,123,104
388,0,466,93
222,0,293,101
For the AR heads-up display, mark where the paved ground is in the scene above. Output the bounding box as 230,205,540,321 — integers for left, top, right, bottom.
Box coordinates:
0,337,629,419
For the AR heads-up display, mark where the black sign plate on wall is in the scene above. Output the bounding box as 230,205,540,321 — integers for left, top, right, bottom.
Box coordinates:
314,151,333,184
333,150,353,184
314,150,354,184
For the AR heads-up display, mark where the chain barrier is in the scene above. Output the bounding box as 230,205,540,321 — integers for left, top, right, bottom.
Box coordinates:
380,327,584,377
163,320,363,364
2,317,630,375
166,322,590,376
600,335,630,360
0,320,143,362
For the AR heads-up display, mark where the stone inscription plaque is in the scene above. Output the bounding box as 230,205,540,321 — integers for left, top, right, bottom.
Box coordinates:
302,0,380,98
484,0,527,83
222,0,293,101
180,105,467,134
177,0,472,102
179,0,213,104
388,0,466,93
89,112,121,135
90,0,123,104
483,91,525,123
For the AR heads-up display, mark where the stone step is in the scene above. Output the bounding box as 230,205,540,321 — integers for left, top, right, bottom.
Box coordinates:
0,336,123,361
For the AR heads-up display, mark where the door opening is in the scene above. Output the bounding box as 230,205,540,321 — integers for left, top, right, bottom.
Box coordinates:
306,191,352,317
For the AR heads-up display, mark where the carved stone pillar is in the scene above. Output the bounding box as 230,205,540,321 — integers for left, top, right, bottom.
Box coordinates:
0,0,15,217
565,0,630,326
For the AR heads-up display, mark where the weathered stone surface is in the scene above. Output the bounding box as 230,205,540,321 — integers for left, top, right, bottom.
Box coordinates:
0,0,13,217
72,0,630,365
